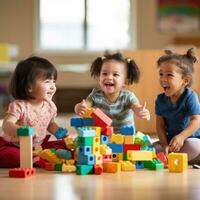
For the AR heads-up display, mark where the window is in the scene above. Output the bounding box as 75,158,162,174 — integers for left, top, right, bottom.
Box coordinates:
36,0,135,52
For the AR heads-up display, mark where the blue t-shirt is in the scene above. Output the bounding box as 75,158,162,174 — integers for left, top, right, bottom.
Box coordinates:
155,88,200,141
87,88,138,133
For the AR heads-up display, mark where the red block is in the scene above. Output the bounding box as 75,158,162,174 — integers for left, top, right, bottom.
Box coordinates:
123,144,141,152
101,126,114,136
91,108,112,128
157,152,168,167
94,164,103,175
9,168,36,178
103,154,112,162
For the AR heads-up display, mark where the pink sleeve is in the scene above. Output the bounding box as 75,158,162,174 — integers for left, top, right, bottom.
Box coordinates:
48,100,57,118
6,100,24,120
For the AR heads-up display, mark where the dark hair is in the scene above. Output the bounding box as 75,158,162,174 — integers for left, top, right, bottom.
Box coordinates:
157,48,197,87
90,52,140,85
9,56,57,100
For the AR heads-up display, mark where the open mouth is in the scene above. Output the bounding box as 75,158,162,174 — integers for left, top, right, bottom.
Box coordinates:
105,83,114,87
163,86,170,91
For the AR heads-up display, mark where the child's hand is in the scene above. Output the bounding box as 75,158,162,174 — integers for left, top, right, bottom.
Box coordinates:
75,99,88,116
54,127,68,139
138,102,150,120
163,145,169,155
169,134,184,152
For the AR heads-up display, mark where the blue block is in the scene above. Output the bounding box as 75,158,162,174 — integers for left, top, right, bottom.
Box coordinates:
55,149,72,160
70,118,83,127
100,135,109,144
77,127,96,137
78,146,92,155
77,154,95,165
82,118,94,126
136,161,144,169
107,143,123,153
121,125,135,135
17,126,34,136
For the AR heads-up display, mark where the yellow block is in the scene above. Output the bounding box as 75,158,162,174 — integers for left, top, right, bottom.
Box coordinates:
127,150,153,161
120,161,136,171
109,134,124,144
168,153,188,172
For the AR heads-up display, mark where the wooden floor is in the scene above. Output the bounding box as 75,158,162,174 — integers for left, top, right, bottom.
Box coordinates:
0,167,200,200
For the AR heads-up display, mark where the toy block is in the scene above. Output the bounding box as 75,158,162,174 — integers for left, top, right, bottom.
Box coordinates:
134,131,145,145
100,144,112,154
103,162,121,173
112,153,123,162
55,163,62,171
82,118,94,126
92,144,100,155
89,126,101,136
65,160,75,165
9,168,36,178
39,149,62,164
121,125,135,135
109,134,124,144
70,117,83,127
77,136,93,146
120,161,136,171
144,159,164,170
78,146,92,155
123,144,140,152
82,108,95,117
55,149,72,159
91,108,112,128
101,126,114,136
77,154,95,165
64,136,76,151
124,135,135,144
76,165,93,175
168,153,188,172
100,135,109,144
136,161,144,169
93,136,100,145
107,144,123,153
94,164,103,175
19,132,33,168
143,134,153,146
17,126,34,136
62,164,76,173
77,127,96,137
103,154,112,162
127,150,153,161
33,145,43,155
123,153,128,161
95,154,103,164
157,152,168,167
45,162,55,171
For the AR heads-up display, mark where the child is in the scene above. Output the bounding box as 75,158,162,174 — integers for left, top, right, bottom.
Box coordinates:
74,52,150,133
155,48,200,164
0,56,67,167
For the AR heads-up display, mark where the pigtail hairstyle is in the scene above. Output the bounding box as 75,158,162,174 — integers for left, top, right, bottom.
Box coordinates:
90,57,103,78
126,58,140,84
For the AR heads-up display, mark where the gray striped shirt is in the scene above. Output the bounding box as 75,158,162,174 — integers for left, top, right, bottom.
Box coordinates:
87,88,138,133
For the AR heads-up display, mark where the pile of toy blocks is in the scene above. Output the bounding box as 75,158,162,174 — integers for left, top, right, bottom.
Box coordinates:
9,107,188,177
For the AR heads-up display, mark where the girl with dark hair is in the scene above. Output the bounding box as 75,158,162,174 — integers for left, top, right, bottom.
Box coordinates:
75,52,150,133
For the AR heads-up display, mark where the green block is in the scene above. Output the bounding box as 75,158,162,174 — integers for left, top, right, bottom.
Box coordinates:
76,165,93,175
123,153,128,161
144,159,164,170
55,163,62,171
17,126,34,136
77,136,93,146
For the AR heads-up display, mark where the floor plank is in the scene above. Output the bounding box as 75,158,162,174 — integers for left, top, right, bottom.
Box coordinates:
0,167,200,200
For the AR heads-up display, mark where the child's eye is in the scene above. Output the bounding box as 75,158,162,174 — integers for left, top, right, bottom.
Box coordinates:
159,72,163,77
114,73,119,77
101,72,107,76
167,73,173,77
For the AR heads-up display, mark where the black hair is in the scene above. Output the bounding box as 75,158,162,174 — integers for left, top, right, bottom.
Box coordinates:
157,48,197,87
90,52,140,85
9,56,57,100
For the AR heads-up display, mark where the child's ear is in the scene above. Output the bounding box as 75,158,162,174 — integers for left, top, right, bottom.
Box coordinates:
183,76,191,86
